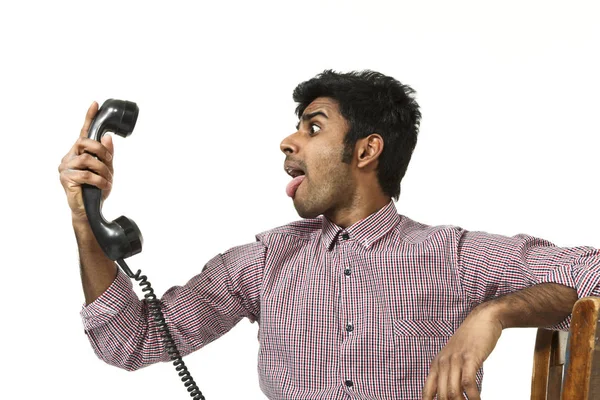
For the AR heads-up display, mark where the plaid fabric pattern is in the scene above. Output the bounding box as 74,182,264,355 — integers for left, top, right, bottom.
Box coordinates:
81,201,600,399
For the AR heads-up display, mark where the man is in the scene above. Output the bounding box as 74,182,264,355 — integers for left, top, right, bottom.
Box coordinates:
59,70,600,399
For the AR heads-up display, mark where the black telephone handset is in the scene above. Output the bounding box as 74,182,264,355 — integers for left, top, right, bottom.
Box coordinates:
82,99,142,262
83,99,205,400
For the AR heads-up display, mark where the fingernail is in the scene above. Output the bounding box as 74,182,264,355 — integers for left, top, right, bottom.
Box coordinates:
107,152,113,161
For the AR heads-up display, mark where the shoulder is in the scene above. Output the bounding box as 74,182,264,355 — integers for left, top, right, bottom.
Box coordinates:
395,214,463,244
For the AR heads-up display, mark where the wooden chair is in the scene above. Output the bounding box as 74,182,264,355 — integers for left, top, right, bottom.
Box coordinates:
531,297,600,399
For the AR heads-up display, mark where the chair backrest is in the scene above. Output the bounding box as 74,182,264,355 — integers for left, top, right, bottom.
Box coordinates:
531,297,600,400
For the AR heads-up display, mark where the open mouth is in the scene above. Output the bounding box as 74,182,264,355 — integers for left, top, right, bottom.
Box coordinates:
284,164,307,198
286,167,305,178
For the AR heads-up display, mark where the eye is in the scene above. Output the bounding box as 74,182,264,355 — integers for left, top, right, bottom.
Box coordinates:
309,123,321,135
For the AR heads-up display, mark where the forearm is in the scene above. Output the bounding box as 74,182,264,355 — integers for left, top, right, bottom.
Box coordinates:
482,283,578,329
73,216,118,305
76,216,167,371
75,220,163,371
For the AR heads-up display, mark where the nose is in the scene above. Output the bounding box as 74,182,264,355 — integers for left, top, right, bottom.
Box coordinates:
280,131,299,155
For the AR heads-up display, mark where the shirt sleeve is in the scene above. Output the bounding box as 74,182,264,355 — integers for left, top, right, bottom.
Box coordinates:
80,240,266,371
455,229,600,330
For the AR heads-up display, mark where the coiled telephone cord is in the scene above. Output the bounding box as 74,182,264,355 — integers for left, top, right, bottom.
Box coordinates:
117,259,205,400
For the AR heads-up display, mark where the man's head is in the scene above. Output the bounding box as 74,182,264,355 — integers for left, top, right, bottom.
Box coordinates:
280,70,421,220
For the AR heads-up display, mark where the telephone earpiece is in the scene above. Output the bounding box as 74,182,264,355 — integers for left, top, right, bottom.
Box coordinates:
82,99,143,260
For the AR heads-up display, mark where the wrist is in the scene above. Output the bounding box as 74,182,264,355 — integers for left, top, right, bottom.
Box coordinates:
472,300,508,330
72,213,89,227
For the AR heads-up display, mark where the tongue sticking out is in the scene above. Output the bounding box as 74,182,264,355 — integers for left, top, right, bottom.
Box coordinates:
286,175,306,198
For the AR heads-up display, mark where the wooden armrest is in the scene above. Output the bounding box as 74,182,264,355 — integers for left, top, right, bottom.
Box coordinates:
531,296,600,400
561,296,600,400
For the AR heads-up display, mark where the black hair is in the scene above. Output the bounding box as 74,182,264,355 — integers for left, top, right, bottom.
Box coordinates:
292,70,421,201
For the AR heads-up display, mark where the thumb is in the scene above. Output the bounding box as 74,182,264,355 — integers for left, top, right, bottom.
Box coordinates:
101,134,114,160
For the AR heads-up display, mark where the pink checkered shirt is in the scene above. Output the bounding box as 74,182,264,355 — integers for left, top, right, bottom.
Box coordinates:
81,200,600,399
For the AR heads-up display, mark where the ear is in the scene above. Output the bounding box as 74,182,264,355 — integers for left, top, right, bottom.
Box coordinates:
356,134,384,169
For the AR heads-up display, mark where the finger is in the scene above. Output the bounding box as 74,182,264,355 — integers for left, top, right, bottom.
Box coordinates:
447,355,464,399
73,137,113,164
62,169,112,191
65,153,113,182
436,356,450,400
80,101,99,138
460,360,480,400
100,134,114,169
422,368,438,400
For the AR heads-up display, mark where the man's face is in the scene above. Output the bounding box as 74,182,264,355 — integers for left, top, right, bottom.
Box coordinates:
280,97,355,219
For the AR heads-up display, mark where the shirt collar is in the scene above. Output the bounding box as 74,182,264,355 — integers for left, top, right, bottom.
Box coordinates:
321,200,401,250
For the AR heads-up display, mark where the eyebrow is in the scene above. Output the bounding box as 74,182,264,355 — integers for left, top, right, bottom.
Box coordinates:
296,111,329,130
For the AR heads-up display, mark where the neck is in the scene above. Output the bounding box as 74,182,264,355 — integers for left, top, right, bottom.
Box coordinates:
325,193,391,228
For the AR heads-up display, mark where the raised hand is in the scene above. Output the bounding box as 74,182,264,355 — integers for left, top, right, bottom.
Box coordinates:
58,102,115,222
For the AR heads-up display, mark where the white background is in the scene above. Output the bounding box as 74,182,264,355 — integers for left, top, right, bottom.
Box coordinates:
1,0,599,398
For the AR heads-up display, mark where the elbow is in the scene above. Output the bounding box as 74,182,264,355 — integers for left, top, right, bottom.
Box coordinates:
96,350,146,372
89,337,147,372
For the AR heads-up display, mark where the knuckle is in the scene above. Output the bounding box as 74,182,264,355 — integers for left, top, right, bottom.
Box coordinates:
79,153,91,163
85,153,97,163
461,378,475,388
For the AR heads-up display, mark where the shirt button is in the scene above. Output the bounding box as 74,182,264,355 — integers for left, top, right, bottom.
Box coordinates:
344,268,351,276
346,323,354,332
341,232,350,240
345,379,354,387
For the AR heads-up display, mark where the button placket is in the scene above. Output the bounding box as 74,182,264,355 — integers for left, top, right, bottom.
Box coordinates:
338,232,357,395
340,231,352,276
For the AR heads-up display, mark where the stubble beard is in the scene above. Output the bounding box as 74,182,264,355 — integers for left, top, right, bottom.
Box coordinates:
294,165,354,220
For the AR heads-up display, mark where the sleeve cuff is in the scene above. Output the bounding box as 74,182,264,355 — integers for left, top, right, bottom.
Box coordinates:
80,268,138,331
539,263,600,330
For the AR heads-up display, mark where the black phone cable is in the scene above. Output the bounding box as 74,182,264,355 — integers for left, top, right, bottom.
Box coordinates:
117,258,205,400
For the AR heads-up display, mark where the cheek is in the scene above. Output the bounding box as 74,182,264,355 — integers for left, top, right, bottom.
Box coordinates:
303,138,349,185
310,155,349,188
309,145,341,173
